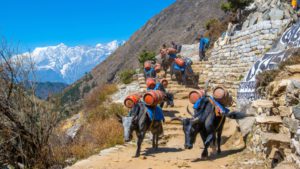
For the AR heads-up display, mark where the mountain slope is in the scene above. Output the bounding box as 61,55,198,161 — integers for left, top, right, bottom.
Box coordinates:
34,82,68,100
88,0,224,85
23,41,123,84
61,0,225,107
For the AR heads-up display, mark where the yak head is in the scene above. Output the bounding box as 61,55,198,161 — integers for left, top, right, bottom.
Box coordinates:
171,106,200,149
117,115,134,142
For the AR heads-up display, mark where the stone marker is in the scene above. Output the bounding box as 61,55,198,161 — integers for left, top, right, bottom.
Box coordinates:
283,117,299,133
256,115,282,124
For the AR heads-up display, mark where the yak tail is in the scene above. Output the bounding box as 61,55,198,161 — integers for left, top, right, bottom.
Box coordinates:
225,112,255,119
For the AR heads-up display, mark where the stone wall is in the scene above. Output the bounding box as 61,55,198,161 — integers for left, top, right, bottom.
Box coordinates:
179,0,297,103
209,20,290,96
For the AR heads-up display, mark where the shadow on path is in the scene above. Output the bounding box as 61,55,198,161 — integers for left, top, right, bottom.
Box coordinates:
142,147,183,156
164,110,180,118
191,146,246,162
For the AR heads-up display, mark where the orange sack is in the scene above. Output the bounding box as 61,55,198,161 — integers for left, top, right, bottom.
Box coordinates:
144,61,152,70
146,78,156,89
143,90,165,106
160,78,168,88
189,90,205,104
124,94,142,108
213,86,233,107
175,58,185,67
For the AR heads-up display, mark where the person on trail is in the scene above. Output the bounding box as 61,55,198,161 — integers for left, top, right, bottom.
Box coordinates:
171,41,182,53
160,44,168,57
198,35,210,61
169,43,177,59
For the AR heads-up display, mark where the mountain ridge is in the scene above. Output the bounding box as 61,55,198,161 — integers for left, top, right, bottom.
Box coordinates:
21,40,124,84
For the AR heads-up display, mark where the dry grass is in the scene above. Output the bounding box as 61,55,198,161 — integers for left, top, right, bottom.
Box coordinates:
204,18,228,45
84,84,118,110
52,118,123,164
51,83,127,166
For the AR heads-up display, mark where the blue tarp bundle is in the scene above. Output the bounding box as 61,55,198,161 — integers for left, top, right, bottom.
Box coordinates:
146,105,165,121
173,63,185,72
193,96,230,114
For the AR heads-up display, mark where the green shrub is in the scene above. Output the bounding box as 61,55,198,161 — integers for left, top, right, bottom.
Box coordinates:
221,2,233,13
205,18,219,30
119,69,136,84
138,50,156,65
60,82,81,105
221,0,253,12
82,85,91,94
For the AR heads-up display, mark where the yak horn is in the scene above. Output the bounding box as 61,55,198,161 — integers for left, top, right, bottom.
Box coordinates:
186,105,194,116
116,114,122,120
204,78,210,95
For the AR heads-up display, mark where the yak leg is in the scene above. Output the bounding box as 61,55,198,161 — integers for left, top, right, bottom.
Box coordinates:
155,134,159,149
217,118,225,154
182,71,187,86
201,133,215,158
160,101,165,108
135,132,145,157
217,129,222,154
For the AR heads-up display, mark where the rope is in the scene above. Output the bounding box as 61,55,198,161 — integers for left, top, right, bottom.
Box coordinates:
216,115,225,131
208,97,225,131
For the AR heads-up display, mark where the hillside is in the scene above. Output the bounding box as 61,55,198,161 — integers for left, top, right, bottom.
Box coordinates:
34,82,68,100
90,0,224,84
59,0,226,107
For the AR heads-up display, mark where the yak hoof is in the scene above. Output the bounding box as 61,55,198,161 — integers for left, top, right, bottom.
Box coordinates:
217,149,221,154
201,151,208,159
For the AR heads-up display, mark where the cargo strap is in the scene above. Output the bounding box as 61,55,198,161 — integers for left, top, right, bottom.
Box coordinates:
208,98,222,117
208,97,225,131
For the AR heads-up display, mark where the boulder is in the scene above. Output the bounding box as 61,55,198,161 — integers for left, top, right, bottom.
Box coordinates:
256,115,282,124
269,8,284,21
278,106,292,117
292,139,300,156
261,132,290,145
237,117,256,137
249,12,261,26
252,99,274,108
286,65,300,74
292,104,300,120
283,117,299,133
267,80,299,97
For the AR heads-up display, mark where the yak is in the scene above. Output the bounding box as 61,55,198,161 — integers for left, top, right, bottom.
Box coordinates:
170,59,199,87
117,102,163,157
172,96,251,159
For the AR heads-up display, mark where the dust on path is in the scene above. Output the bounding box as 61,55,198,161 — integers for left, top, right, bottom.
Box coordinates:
67,99,265,169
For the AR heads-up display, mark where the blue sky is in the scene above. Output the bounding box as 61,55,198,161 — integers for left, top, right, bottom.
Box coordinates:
0,0,175,50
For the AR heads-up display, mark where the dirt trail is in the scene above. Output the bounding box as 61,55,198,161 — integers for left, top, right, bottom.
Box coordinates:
67,99,265,169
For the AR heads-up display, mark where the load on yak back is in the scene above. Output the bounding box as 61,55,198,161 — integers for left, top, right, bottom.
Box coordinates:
143,61,156,79
171,84,252,159
171,56,198,87
146,78,174,108
119,84,168,157
159,43,181,77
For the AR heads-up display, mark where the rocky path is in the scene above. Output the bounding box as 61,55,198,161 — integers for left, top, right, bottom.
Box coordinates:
67,98,266,169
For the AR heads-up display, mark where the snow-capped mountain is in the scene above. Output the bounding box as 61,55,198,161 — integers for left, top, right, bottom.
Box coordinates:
22,40,124,84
